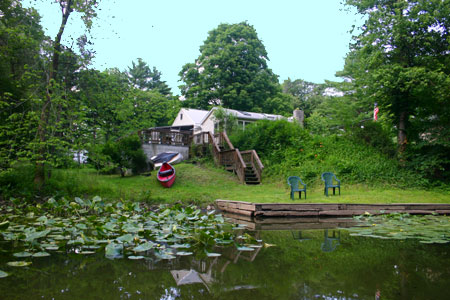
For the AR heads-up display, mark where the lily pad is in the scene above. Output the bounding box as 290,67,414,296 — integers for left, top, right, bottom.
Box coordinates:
236,246,254,251
206,252,221,257
33,251,50,257
45,246,59,251
133,242,155,252
78,251,96,255
7,261,32,267
175,251,193,256
13,251,33,258
128,255,145,260
0,270,8,278
105,242,123,259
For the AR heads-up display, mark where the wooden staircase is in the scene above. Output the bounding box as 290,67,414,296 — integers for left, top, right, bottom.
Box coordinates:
192,132,264,184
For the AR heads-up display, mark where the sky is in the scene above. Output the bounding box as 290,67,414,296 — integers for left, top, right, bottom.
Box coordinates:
23,0,365,95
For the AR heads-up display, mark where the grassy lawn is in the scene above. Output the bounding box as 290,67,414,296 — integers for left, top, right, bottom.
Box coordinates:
53,163,450,206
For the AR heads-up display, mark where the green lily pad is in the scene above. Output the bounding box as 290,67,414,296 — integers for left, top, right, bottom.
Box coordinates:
0,270,8,278
206,252,221,257
78,251,96,255
33,252,50,257
45,246,59,251
175,251,193,256
236,246,254,251
13,251,32,258
171,243,190,249
116,234,134,243
7,261,31,267
105,242,123,258
133,242,155,252
128,256,144,260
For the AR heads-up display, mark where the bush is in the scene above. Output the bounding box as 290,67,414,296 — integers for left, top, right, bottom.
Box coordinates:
0,163,35,200
229,119,421,187
101,134,151,176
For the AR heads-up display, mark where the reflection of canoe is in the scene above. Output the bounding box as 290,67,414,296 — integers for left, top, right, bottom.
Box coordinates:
151,152,183,168
157,162,176,188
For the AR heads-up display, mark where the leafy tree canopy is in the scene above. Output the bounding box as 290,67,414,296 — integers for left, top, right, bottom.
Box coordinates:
179,22,280,111
340,0,450,153
127,58,171,96
339,0,450,180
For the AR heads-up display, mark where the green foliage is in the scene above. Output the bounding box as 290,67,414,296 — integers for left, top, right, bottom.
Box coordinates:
127,58,171,95
351,121,396,157
230,119,419,186
347,213,450,244
100,134,149,176
212,107,238,134
341,0,450,176
179,22,280,111
0,197,255,278
0,164,36,200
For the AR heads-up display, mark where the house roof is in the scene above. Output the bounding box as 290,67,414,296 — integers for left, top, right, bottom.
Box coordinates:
182,108,209,124
201,107,286,124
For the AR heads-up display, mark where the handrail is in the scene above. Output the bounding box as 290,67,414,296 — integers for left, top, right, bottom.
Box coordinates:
191,131,262,184
221,131,235,150
241,150,264,170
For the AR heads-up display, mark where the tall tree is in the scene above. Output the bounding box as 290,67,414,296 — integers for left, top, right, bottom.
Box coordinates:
127,58,171,96
340,0,450,159
179,22,280,111
34,0,100,187
0,1,46,170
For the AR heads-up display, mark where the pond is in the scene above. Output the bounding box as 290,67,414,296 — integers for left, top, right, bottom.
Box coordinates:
1,219,449,299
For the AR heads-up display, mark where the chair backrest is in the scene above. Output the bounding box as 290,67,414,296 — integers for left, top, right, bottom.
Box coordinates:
287,176,301,189
321,172,335,186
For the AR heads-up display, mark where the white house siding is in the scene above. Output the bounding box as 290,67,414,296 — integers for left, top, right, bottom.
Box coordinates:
172,108,196,127
172,108,209,134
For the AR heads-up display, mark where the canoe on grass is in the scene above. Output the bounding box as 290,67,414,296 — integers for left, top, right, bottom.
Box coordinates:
157,162,176,188
151,152,183,168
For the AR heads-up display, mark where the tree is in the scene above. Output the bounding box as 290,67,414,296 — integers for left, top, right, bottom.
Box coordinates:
179,22,280,111
340,0,450,160
282,79,329,117
34,0,100,187
127,58,171,96
0,1,46,170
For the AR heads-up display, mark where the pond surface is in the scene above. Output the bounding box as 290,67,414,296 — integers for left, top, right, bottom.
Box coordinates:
1,225,449,299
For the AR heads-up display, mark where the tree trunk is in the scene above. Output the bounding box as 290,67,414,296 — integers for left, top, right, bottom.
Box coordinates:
397,110,408,155
34,0,73,188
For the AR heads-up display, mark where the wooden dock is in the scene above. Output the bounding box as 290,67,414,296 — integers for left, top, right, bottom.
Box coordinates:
215,200,450,218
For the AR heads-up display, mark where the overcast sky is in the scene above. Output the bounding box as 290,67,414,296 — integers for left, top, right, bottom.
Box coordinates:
23,0,364,95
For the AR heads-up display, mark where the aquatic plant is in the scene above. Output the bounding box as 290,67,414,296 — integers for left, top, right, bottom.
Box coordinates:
0,197,258,276
345,213,450,244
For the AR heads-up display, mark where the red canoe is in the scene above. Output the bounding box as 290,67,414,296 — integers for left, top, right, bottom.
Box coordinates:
157,162,176,188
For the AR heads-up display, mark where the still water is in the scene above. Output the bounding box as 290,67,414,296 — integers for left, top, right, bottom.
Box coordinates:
0,224,449,299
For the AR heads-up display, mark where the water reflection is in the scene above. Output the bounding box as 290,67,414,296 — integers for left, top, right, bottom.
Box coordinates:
1,217,449,299
321,229,341,252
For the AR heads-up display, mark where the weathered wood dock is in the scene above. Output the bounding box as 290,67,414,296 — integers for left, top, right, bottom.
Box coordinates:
215,200,450,218
223,212,359,231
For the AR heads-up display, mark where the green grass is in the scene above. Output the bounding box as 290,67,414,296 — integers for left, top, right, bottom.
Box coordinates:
50,163,450,206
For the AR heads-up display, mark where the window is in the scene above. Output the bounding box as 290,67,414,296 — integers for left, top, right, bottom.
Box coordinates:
180,113,183,120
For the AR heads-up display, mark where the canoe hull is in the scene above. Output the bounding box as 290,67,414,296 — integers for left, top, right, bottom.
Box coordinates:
151,152,183,168
157,162,176,188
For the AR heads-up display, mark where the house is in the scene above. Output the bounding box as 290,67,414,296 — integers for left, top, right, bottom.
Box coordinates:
172,107,299,134
200,107,287,133
171,108,209,134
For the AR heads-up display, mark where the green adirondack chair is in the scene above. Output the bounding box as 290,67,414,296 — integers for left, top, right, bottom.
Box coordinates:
287,176,307,200
321,172,341,196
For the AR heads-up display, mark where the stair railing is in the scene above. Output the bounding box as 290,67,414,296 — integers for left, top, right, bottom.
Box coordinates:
240,150,264,183
191,131,259,184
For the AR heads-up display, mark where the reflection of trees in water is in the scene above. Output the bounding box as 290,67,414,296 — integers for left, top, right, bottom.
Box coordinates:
1,229,449,299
